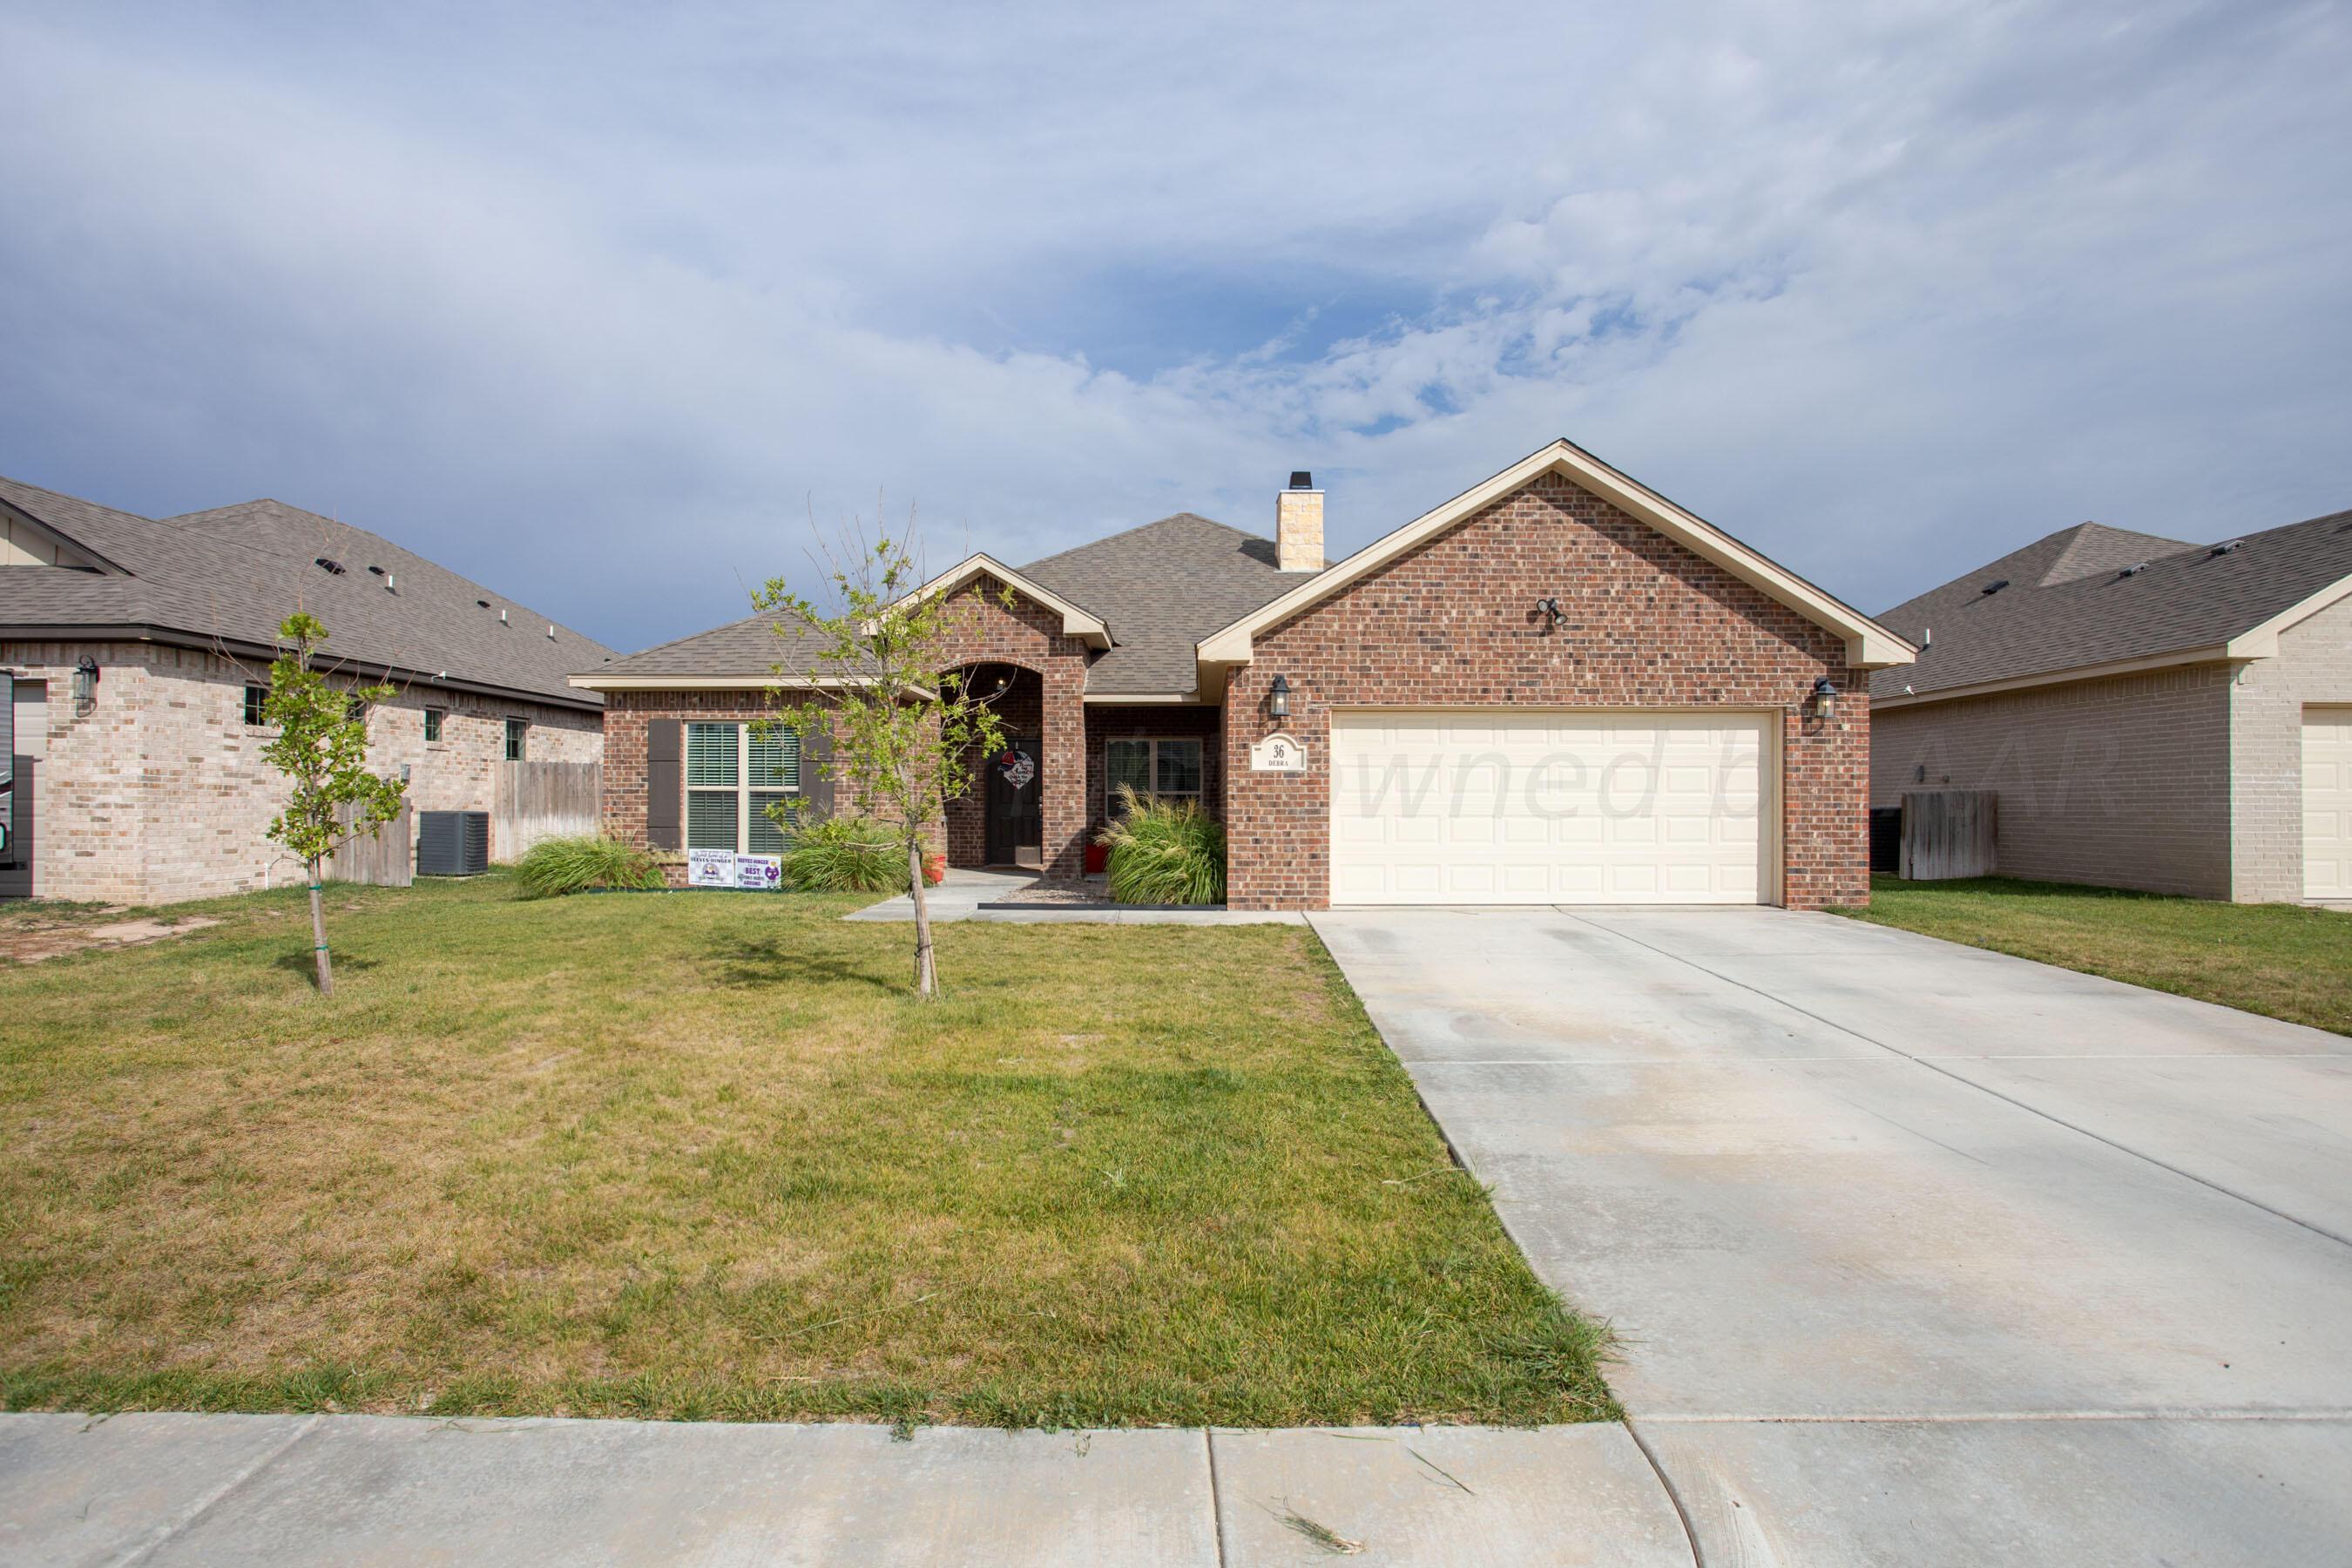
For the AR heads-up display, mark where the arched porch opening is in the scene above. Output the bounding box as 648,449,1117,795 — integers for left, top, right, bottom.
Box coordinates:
942,660,1045,868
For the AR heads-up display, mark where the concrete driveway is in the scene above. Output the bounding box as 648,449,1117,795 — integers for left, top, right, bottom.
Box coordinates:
1310,905,2352,1566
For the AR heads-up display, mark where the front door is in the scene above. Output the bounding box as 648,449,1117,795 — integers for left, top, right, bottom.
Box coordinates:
984,737,1044,868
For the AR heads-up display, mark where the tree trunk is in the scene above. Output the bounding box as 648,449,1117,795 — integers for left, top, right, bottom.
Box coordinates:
907,833,937,997
307,856,335,997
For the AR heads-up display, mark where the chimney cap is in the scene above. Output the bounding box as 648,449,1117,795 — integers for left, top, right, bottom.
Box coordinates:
1288,470,1314,490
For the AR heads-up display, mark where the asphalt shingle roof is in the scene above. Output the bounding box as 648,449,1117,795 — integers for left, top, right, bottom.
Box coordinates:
591,510,1310,697
1870,510,2352,700
588,610,851,679
1019,512,1309,695
0,476,614,707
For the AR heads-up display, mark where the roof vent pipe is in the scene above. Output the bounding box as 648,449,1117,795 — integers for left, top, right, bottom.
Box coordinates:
546,624,556,639
2212,539,2244,555
499,608,509,625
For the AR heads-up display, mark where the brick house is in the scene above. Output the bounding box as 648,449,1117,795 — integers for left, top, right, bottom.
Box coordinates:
580,442,1912,909
1870,509,2352,902
1,475,612,902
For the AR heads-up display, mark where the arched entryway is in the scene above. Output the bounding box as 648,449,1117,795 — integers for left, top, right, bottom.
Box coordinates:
943,661,1044,868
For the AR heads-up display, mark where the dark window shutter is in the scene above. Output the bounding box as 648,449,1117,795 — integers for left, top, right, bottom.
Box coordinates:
801,716,835,820
645,720,683,849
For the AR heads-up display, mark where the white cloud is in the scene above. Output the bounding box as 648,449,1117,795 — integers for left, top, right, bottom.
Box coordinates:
2,0,2348,650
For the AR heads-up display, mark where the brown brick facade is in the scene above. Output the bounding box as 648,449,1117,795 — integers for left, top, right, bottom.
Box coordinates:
1220,472,1869,911
929,579,1092,877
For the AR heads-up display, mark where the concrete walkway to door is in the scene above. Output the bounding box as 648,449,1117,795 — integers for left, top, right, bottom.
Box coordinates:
1311,904,2352,1565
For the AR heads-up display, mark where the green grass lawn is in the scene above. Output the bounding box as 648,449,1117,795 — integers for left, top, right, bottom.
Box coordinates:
0,875,1612,1429
1841,875,2352,1036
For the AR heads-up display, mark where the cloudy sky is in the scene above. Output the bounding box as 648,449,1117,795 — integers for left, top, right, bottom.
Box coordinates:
3,0,2348,652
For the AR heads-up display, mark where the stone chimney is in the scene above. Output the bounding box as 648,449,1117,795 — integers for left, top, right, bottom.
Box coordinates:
1276,470,1323,572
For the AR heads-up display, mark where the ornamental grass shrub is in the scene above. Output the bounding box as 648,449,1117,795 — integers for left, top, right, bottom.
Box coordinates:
1097,787,1227,905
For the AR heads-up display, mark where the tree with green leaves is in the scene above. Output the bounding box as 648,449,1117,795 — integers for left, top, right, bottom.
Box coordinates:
260,612,407,997
755,518,1008,997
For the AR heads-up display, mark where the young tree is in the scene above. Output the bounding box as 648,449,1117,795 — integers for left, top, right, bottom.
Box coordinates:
260,612,408,997
756,519,1007,997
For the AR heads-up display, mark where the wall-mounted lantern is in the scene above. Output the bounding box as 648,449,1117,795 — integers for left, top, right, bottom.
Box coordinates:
72,657,100,716
1267,673,1292,720
1808,676,1838,725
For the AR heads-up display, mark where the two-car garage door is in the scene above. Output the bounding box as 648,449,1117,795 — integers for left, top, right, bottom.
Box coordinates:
1330,710,1775,905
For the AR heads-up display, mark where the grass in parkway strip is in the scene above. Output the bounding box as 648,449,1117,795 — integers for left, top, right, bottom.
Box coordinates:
1839,875,2352,1037
0,875,1616,1428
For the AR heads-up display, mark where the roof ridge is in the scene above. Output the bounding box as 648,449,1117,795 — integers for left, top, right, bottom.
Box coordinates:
160,497,614,651
2036,521,2197,587
608,605,787,663
1020,510,1264,573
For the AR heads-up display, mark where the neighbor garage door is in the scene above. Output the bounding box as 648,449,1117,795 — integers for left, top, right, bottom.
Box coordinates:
1329,710,1774,905
2304,707,2352,900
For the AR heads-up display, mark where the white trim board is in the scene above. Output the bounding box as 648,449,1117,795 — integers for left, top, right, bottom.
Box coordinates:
895,553,1113,648
1194,439,1916,693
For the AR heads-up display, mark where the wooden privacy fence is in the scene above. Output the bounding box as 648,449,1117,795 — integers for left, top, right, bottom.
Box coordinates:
328,801,415,888
1899,789,1997,880
494,760,601,862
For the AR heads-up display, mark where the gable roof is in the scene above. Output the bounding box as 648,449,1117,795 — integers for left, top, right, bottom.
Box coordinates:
0,476,615,709
903,554,1113,648
1869,509,2352,706
1021,512,1306,696
1194,439,1914,689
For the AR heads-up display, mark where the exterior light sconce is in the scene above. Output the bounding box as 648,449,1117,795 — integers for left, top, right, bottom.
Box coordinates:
1535,597,1565,631
72,657,100,716
1808,677,1838,727
1267,673,1292,720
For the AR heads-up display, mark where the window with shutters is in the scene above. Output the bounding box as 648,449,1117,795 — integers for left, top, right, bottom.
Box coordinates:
687,721,802,852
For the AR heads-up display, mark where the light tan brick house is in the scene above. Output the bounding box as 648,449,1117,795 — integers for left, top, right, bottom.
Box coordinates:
579,442,1912,910
1,475,612,903
1869,509,2352,902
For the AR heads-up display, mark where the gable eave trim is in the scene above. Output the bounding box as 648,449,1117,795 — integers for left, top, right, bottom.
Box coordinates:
2222,571,2352,659
900,554,1113,648
1194,440,1916,672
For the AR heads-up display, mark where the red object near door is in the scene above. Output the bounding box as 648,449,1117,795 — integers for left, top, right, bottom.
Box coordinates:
1085,842,1109,875
923,853,946,886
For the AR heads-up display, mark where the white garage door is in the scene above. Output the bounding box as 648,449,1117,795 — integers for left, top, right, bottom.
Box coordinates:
2304,707,2352,900
1330,710,1774,906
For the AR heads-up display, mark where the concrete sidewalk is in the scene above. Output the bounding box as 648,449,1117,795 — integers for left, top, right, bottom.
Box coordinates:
0,1412,1690,1566
845,868,1305,925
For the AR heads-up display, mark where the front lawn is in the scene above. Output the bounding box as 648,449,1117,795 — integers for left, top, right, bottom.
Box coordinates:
1841,875,2352,1036
0,876,1612,1428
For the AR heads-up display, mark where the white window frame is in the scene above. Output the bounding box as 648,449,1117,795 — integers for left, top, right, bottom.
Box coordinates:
686,721,802,854
1104,735,1205,821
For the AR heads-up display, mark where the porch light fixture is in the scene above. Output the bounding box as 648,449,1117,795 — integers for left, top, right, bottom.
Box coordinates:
1267,673,1292,720
72,657,100,714
1809,677,1838,723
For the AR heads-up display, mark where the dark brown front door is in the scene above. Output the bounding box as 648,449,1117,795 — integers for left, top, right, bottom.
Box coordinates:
983,738,1043,868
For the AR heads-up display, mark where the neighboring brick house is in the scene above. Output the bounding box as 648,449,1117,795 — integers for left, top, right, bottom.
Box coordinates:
1869,510,2352,902
581,442,1912,910
1,475,613,903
